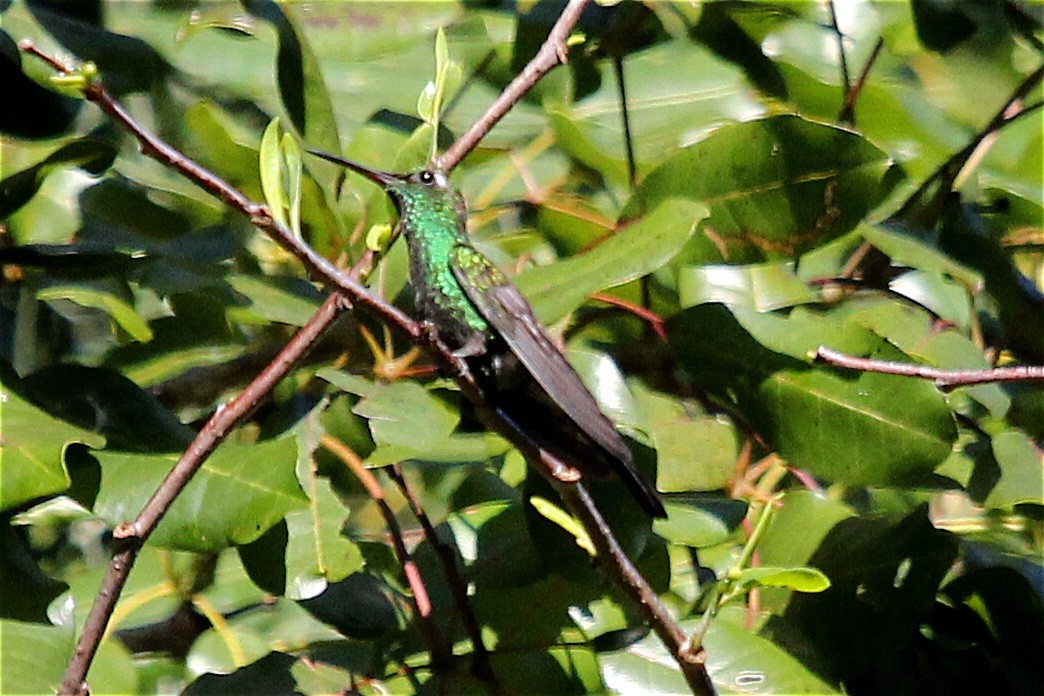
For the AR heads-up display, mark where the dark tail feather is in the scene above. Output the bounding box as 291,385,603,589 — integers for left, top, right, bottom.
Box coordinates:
616,459,668,518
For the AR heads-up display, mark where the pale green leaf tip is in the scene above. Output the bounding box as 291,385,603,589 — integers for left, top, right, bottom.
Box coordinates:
531,497,596,556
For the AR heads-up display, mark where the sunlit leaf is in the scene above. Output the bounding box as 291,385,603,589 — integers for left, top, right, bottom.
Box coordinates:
625,115,898,263
668,304,957,485
600,608,839,694
731,566,831,593
679,260,820,311
0,383,104,512
518,199,706,323
37,283,153,343
284,477,364,600
94,438,308,552
985,430,1044,508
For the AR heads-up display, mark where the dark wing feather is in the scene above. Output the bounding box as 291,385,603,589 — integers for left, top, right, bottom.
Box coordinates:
451,244,666,518
449,244,632,465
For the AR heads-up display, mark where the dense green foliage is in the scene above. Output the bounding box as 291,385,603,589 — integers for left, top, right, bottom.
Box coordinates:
1,1,1041,694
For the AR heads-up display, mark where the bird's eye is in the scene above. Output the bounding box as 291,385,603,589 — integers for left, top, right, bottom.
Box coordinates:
419,170,435,185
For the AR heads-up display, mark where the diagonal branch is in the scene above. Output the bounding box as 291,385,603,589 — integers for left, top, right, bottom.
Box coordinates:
437,0,590,171
58,292,345,696
321,437,451,673
24,2,714,689
388,464,498,688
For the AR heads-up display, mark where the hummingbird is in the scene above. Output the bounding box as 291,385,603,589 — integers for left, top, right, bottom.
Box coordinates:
308,149,667,518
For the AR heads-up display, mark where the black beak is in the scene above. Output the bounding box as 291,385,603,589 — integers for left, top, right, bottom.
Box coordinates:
306,148,404,188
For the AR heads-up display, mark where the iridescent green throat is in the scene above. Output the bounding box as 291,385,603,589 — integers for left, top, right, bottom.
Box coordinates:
390,177,489,335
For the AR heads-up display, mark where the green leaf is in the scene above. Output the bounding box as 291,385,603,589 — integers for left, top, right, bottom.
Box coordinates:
731,566,831,593
624,114,898,263
531,496,595,555
417,28,462,160
0,517,69,622
566,346,643,437
860,222,982,290
669,305,958,486
259,118,289,231
759,490,855,569
37,283,153,342
632,383,740,492
183,101,265,200
314,369,379,399
352,381,460,458
0,622,136,696
225,273,323,327
599,608,839,694
93,438,308,552
517,199,706,324
985,430,1044,509
237,519,288,596
258,118,304,239
280,5,342,151
187,599,342,677
282,132,303,239
781,506,959,692
17,364,193,454
548,38,764,186
0,137,117,218
0,383,104,512
652,503,734,548
284,476,364,599
679,260,820,311
183,652,299,696
417,80,438,126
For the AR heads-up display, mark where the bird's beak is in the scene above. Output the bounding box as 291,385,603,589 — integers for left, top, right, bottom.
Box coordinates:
306,148,404,188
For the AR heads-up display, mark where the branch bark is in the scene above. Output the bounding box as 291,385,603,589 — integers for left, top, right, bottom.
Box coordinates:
24,2,717,691
816,346,1044,388
58,293,345,696
437,0,590,171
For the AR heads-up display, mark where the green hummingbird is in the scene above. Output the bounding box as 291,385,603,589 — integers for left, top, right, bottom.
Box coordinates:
308,149,666,518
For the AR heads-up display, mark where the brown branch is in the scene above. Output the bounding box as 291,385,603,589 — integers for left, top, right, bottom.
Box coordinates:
18,41,420,343
896,63,1044,221
25,8,717,689
320,437,450,672
388,465,498,690
12,43,421,696
58,293,344,696
815,346,1044,388
436,0,590,171
838,38,883,125
590,292,667,341
561,484,717,696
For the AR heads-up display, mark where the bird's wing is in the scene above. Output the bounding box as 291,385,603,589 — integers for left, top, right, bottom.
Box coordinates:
449,243,632,465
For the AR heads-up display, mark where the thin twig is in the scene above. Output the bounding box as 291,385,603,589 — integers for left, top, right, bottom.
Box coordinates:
612,55,637,187
18,41,420,343
25,8,714,690
590,292,667,340
838,38,883,125
58,293,344,696
436,0,590,171
320,437,450,672
561,484,717,696
896,64,1044,221
815,346,1044,388
388,465,499,690
827,1,851,100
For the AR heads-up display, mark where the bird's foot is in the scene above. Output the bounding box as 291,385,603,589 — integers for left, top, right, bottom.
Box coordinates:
420,321,467,375
452,333,487,360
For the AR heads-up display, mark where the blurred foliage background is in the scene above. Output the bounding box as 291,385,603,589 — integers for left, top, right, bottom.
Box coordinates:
0,1,1041,694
